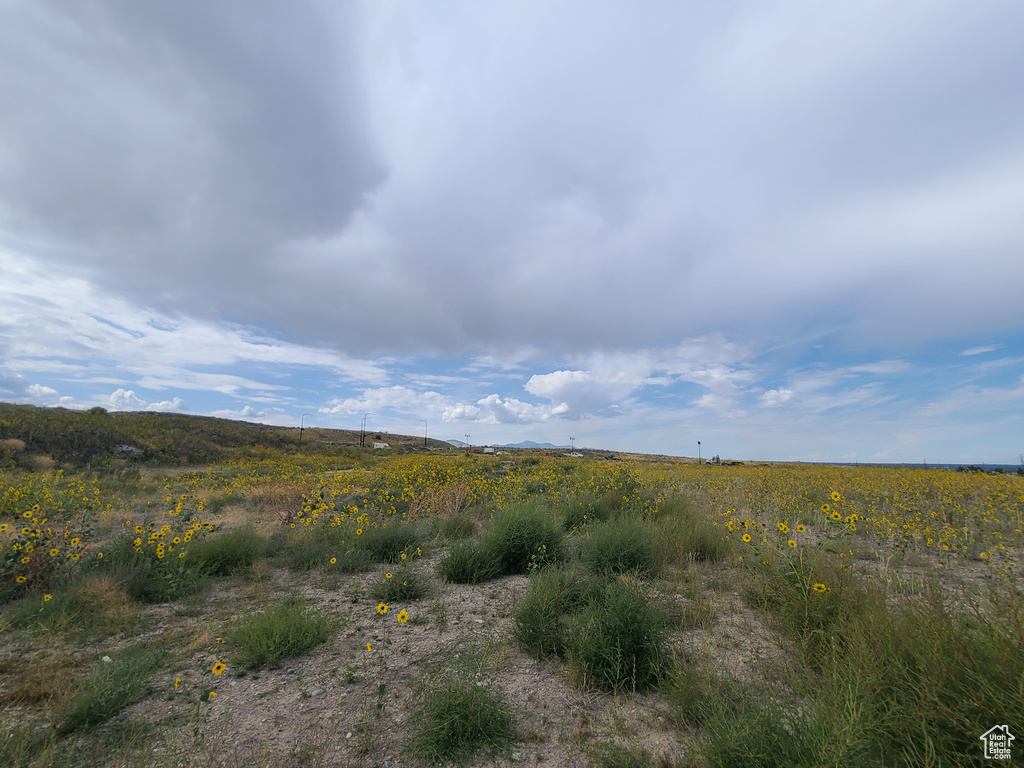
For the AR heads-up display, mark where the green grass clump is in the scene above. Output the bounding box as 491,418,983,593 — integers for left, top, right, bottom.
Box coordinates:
481,504,564,575
370,566,428,602
590,742,654,768
579,517,658,578
514,564,599,658
409,681,515,763
437,540,500,584
697,576,1024,766
354,524,420,563
654,495,731,563
6,573,141,638
227,596,336,668
437,514,477,540
273,526,371,573
560,493,617,532
96,536,209,603
187,523,264,575
57,644,161,733
567,578,668,692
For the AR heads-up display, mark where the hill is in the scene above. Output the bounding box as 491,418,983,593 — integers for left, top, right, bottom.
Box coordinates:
0,403,454,468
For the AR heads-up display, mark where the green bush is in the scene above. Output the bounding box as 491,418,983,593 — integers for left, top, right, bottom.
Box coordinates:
654,495,731,563
437,540,500,584
560,494,615,532
567,578,667,692
409,681,515,763
96,535,208,603
370,566,428,602
187,523,264,575
57,644,161,733
6,572,141,637
514,564,599,659
354,524,420,563
438,514,477,540
227,596,336,668
579,517,658,578
481,504,564,575
274,527,370,573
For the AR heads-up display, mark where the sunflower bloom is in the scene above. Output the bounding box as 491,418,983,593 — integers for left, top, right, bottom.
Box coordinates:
813,583,827,593
212,662,226,675
376,602,388,615
396,610,409,624
787,540,797,548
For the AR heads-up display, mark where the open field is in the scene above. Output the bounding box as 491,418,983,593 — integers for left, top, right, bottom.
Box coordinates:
1,418,1022,767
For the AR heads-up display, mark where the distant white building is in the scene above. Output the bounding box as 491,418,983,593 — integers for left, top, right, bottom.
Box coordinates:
373,443,390,449
483,447,495,454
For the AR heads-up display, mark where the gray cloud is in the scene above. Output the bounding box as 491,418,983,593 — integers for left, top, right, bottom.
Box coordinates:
1,1,1023,360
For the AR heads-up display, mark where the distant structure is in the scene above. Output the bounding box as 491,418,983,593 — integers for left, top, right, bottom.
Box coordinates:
373,443,390,450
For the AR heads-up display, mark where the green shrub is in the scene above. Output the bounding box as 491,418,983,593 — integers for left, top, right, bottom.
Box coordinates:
274,527,370,573
579,518,658,578
514,564,599,659
321,548,373,574
560,494,615,532
654,495,730,563
370,566,428,602
96,535,208,603
437,540,500,584
187,523,264,575
57,644,161,733
438,514,477,541
355,524,420,563
409,681,515,763
227,596,336,668
481,504,564,575
6,573,141,637
567,578,667,692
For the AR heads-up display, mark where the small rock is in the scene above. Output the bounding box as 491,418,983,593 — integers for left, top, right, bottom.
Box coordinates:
101,656,112,663
311,689,325,697
473,619,484,624
345,732,352,739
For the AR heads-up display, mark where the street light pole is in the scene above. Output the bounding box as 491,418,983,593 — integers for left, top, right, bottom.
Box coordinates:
421,419,428,448
570,437,575,453
361,413,374,448
299,413,312,443
697,441,701,465
465,434,470,455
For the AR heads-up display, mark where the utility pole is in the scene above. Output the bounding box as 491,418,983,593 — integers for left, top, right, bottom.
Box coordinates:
465,434,470,455
299,413,312,443
361,412,374,448
570,437,575,453
697,440,701,465
421,420,428,448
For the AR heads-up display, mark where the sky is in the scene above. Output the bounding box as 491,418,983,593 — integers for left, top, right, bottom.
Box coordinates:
1,1,1023,464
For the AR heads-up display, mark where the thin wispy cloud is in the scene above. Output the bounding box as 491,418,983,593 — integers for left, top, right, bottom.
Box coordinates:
1,1,1022,463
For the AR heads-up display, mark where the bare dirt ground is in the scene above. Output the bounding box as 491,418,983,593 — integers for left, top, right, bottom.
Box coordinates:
2,522,999,768
0,545,802,768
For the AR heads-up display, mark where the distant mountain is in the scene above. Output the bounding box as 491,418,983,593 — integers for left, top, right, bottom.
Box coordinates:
445,439,573,450
501,440,571,449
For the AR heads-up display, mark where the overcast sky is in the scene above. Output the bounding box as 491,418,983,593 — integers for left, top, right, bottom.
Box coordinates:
2,1,1023,463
